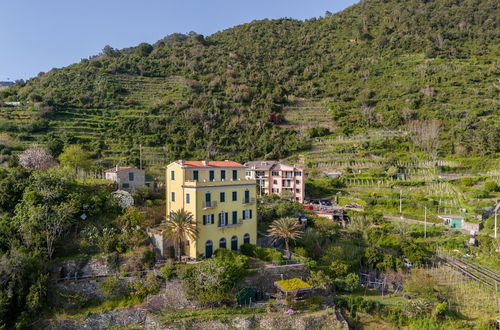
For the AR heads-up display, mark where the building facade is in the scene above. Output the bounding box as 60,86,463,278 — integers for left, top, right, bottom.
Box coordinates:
244,161,305,203
165,160,257,259
105,166,146,191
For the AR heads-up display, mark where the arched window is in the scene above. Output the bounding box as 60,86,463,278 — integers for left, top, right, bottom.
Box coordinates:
219,238,227,249
205,240,213,258
231,235,238,251
243,233,250,244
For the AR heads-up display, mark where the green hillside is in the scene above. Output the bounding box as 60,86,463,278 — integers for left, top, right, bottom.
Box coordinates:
0,0,498,168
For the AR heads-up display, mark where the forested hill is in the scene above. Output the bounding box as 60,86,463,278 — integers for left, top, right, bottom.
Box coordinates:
0,0,498,165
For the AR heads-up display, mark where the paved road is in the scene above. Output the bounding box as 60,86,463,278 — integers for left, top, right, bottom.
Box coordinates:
384,216,496,237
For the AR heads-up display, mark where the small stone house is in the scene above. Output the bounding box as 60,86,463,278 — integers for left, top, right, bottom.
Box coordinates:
105,166,145,191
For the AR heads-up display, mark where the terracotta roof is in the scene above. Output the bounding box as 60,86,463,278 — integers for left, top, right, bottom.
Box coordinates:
175,160,245,168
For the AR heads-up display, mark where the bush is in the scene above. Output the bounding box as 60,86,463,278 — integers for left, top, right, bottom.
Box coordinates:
432,301,449,320
344,273,360,292
484,180,499,192
107,252,121,272
161,265,176,280
99,276,125,300
129,273,161,300
240,244,283,264
141,250,156,268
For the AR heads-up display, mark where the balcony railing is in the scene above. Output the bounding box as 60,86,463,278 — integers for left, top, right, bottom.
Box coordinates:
203,201,217,209
218,219,243,228
242,197,256,205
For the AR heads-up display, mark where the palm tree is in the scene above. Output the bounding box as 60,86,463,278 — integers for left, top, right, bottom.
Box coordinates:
162,209,198,261
268,217,303,260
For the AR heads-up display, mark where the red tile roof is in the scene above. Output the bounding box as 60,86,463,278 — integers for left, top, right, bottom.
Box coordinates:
176,160,245,168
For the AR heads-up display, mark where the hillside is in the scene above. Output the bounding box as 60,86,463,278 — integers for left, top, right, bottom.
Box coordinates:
0,0,498,168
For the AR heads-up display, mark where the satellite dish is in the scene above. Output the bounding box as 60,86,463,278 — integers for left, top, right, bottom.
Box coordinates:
112,190,134,209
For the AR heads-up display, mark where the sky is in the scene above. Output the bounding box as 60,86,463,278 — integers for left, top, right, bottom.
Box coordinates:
0,0,358,81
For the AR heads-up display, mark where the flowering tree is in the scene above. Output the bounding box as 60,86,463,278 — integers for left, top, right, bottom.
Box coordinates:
18,146,57,171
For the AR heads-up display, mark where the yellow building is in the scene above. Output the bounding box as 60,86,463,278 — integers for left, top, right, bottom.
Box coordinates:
165,160,257,259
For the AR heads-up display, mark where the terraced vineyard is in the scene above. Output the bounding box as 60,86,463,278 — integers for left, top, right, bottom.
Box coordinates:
282,99,500,228
0,74,190,170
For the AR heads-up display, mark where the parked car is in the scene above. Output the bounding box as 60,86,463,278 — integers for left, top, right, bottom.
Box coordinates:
344,204,355,208
403,258,413,268
320,200,332,206
305,204,314,210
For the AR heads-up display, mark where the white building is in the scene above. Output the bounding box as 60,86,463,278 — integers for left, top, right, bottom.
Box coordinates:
105,166,145,191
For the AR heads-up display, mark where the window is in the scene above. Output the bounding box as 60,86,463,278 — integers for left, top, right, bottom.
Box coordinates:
296,189,300,193
122,183,130,188
232,191,237,201
232,170,238,180
294,171,302,176
219,238,227,249
209,170,215,181
186,193,190,204
221,170,226,180
242,209,252,220
220,192,225,203
170,170,175,180
203,214,214,225
245,171,251,177
232,211,238,224
295,180,300,184
272,171,279,176
218,212,228,227
244,190,250,203
231,236,238,251
129,172,134,181
243,233,250,244
272,188,280,193
171,191,175,202
193,170,199,181
273,179,277,184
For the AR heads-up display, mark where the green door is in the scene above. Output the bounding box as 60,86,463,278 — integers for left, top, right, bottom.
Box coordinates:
205,240,213,258
231,236,238,251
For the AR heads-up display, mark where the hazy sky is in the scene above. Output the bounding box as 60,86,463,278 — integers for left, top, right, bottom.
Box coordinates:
0,0,358,81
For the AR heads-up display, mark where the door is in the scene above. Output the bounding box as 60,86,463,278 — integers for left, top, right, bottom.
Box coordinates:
205,240,213,258
231,236,238,251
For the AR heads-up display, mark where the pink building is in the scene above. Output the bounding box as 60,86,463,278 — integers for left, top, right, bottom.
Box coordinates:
244,161,305,203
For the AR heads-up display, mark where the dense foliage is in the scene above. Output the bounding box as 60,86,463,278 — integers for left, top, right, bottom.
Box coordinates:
0,0,498,165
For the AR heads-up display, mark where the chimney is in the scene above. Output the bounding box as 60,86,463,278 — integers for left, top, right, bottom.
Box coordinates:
179,160,184,166
202,160,208,166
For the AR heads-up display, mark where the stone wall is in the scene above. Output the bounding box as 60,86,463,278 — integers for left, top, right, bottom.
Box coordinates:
145,309,342,330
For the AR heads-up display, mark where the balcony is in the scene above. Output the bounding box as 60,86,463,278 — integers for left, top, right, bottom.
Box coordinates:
203,201,217,209
242,197,256,205
218,219,243,228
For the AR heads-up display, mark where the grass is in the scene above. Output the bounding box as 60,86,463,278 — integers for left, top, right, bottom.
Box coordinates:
157,307,264,324
53,296,143,320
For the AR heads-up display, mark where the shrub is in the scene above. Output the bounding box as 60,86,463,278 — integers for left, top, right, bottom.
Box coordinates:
107,252,121,272
161,265,176,280
99,276,125,300
141,250,156,268
129,273,161,300
344,273,360,292
484,180,499,192
432,301,449,319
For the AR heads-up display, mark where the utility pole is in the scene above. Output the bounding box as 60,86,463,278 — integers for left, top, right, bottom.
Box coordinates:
424,206,427,238
139,144,142,170
399,189,403,218
495,207,497,239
